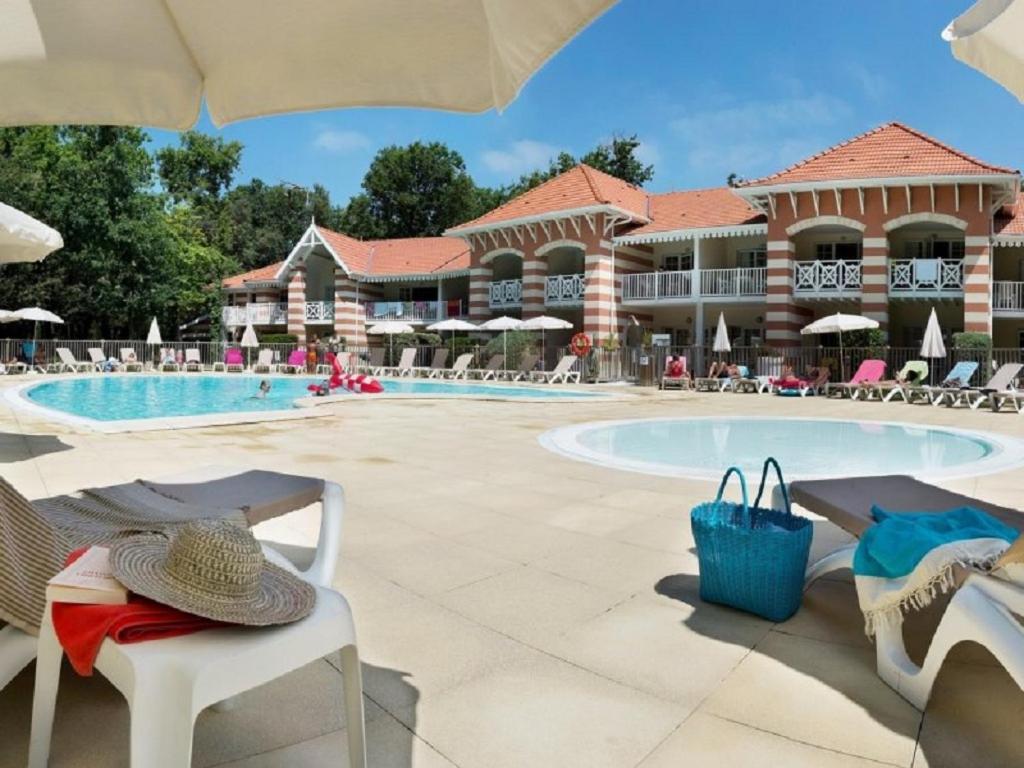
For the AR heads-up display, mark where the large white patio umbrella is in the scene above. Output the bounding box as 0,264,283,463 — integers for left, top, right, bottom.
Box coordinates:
0,0,616,129
920,308,947,385
944,0,1024,103
712,312,731,360
426,318,478,356
240,323,259,367
521,315,572,366
6,307,64,366
801,312,879,381
367,320,415,362
1,201,63,263
480,315,524,362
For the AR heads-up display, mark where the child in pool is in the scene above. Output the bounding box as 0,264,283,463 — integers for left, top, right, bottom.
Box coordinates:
251,379,272,399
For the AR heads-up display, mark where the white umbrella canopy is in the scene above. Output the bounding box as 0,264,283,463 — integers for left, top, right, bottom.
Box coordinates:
521,315,572,366
712,312,731,355
0,0,616,129
368,320,416,361
0,201,63,264
10,306,63,324
480,315,525,362
425,319,479,332
801,313,880,382
944,0,1024,103
0,309,15,323
146,317,162,345
920,308,947,359
240,323,259,347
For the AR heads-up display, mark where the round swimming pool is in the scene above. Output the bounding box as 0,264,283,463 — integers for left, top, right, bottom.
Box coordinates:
539,417,1024,481
18,374,601,425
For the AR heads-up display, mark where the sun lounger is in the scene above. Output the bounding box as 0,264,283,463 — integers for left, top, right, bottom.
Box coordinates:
250,348,274,373
864,360,929,402
183,348,203,372
1,360,27,375
54,347,93,373
912,360,978,404
775,474,1024,710
361,347,386,376
935,362,1022,409
86,348,110,372
660,355,691,390
381,347,417,377
471,354,506,381
825,359,885,399
731,366,761,393
119,348,143,372
318,351,351,376
212,347,246,373
531,355,580,384
445,353,473,380
413,348,449,378
506,353,540,382
694,362,745,392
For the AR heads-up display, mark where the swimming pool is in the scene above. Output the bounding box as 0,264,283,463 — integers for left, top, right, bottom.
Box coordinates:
540,417,1024,481
19,374,601,427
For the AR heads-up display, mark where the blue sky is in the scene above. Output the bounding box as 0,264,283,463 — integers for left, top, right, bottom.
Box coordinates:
150,0,1024,206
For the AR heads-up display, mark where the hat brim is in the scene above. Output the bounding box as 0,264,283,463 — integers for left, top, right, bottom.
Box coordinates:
110,534,315,626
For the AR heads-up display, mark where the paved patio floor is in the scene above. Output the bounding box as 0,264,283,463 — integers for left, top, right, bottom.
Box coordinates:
0,380,1022,767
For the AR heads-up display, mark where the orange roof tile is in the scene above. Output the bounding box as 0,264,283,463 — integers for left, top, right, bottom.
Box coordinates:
222,261,285,289
996,191,1024,237
741,122,1016,188
316,226,469,277
449,164,649,231
625,187,764,236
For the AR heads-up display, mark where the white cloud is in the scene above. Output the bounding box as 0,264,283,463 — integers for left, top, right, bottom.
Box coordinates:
668,92,854,183
312,128,371,154
846,63,890,102
481,140,562,177
634,140,662,169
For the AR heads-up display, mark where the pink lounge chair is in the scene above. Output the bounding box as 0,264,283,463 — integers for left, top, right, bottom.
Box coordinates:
277,348,307,374
825,359,886,399
215,348,245,373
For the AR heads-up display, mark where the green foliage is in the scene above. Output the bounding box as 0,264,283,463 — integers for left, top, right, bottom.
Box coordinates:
261,333,299,345
843,328,887,352
448,335,481,359
156,131,242,206
952,332,992,350
383,332,442,366
483,330,537,368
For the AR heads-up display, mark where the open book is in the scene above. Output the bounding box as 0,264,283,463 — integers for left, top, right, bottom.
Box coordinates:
46,546,128,605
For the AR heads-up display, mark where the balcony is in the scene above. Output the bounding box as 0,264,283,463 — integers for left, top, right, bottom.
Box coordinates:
221,303,288,327
993,282,1024,315
364,300,464,322
700,267,767,299
489,278,523,309
304,301,335,323
544,273,586,306
794,260,862,298
889,259,963,297
621,270,693,302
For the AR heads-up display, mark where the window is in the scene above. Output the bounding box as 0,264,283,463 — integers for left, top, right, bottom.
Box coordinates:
904,239,964,260
736,246,767,268
815,242,861,261
1018,330,1024,350
661,252,693,272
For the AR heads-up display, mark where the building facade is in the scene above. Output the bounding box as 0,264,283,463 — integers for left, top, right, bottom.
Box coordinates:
223,123,1024,352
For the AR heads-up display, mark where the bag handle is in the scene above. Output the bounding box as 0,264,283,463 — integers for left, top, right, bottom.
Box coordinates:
752,456,791,517
715,466,750,526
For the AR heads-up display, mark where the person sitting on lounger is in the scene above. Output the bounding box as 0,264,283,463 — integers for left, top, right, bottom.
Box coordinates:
161,349,176,366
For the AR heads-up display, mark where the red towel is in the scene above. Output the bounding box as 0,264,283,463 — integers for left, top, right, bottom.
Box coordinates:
51,549,226,676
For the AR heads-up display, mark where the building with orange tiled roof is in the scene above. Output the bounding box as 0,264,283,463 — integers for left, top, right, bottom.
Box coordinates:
222,122,1024,355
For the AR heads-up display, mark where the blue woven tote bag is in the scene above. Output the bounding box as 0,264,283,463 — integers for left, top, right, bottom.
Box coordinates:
691,458,813,622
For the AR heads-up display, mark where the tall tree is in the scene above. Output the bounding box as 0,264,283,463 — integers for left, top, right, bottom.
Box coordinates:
155,131,243,206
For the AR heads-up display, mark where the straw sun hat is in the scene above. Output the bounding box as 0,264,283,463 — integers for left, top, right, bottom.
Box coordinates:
109,520,315,626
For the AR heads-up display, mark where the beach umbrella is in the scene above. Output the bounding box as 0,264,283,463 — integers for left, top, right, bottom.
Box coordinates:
146,316,162,367
240,323,259,367
426,318,479,356
7,307,64,367
521,315,572,366
480,315,524,362
800,312,879,381
0,201,63,264
712,312,731,361
944,1,1024,103
0,1,616,129
367,320,415,362
920,308,947,385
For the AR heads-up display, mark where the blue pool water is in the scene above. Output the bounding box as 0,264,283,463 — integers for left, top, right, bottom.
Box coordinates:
541,417,1015,480
25,375,599,422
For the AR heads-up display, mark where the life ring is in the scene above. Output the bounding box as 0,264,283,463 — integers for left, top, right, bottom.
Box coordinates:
570,332,592,357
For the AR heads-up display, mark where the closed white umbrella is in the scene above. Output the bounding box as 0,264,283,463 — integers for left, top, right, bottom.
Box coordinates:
146,316,162,368
0,201,63,263
240,323,259,368
712,312,731,358
920,308,946,385
944,0,1024,103
481,315,524,362
521,315,572,365
367,320,415,361
0,0,616,129
801,312,879,381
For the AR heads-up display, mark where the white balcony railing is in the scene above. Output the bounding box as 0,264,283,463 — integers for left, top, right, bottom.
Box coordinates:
794,260,862,296
545,273,586,306
364,300,463,322
700,267,767,298
621,270,693,302
221,303,288,327
994,281,1024,313
489,279,523,309
304,301,335,323
889,259,963,295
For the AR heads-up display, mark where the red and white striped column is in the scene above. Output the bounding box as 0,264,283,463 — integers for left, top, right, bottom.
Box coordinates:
333,273,367,347
286,265,306,344
964,235,992,334
522,245,546,320
583,247,616,342
764,239,801,346
860,235,889,335
468,263,492,323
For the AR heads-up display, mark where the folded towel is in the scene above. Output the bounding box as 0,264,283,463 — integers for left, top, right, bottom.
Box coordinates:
51,549,224,675
853,506,1018,636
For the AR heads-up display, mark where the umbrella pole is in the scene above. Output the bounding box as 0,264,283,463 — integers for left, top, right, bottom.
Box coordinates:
839,331,845,382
